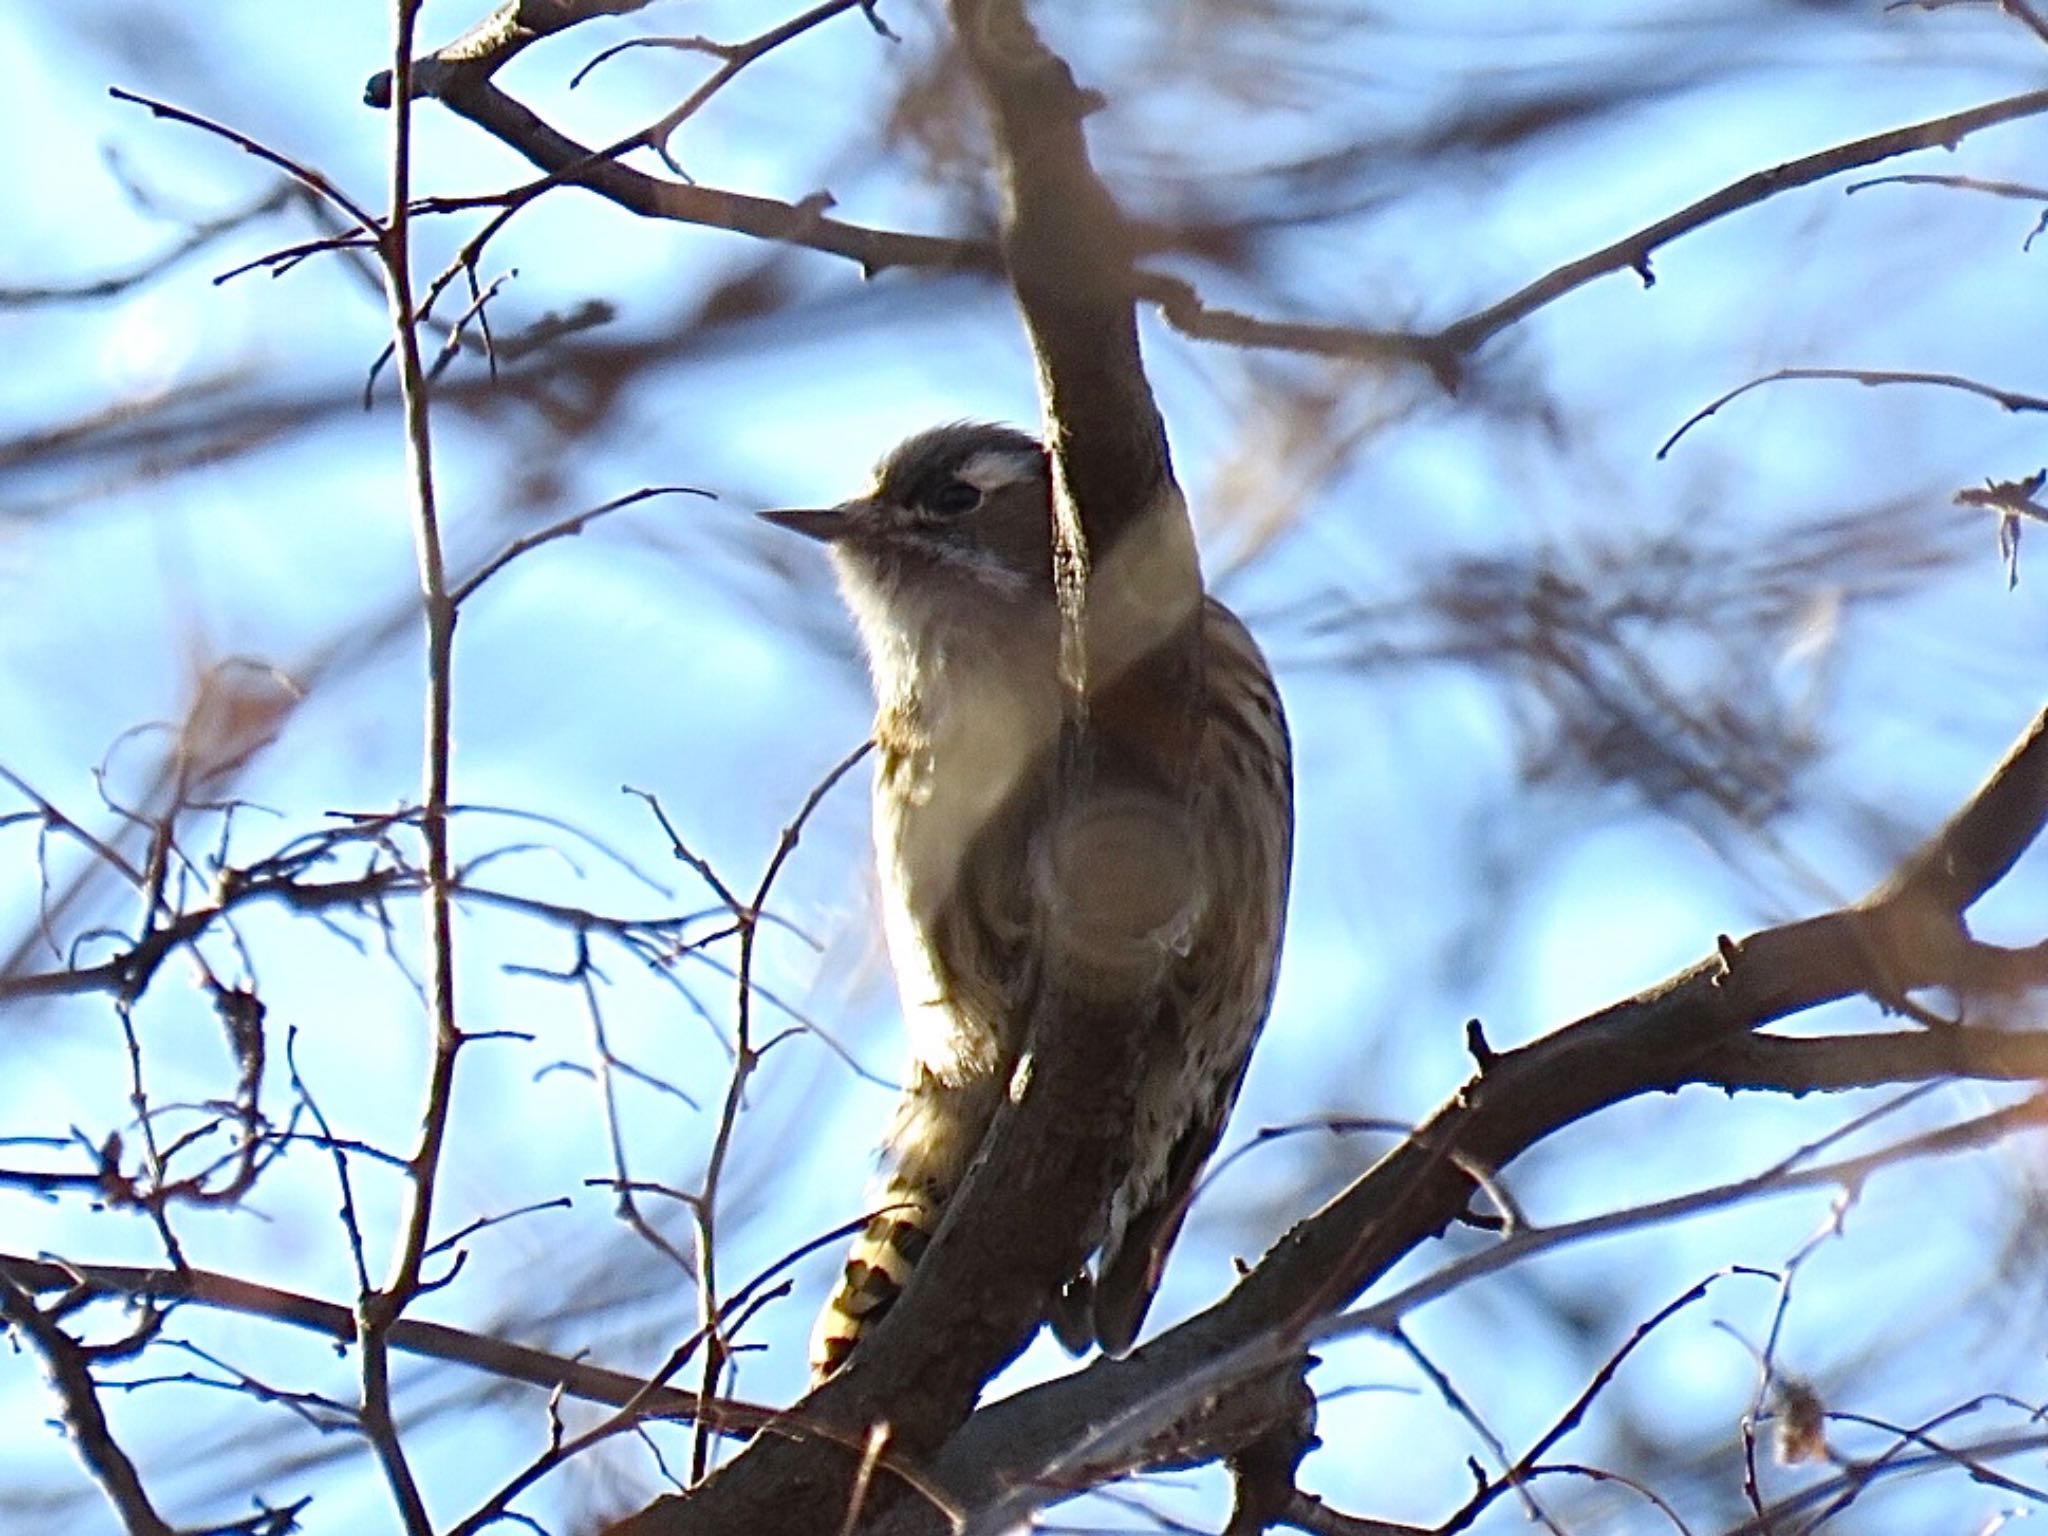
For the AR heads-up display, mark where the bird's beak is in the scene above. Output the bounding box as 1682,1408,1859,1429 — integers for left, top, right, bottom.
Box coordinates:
759,502,857,543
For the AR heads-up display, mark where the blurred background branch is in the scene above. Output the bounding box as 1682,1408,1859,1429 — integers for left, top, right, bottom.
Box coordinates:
6,2,2048,1533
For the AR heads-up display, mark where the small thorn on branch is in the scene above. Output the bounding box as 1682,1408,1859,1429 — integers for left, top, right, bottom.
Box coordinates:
1464,1018,1496,1071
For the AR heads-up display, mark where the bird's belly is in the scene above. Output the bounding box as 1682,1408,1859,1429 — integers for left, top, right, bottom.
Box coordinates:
873,740,1038,1084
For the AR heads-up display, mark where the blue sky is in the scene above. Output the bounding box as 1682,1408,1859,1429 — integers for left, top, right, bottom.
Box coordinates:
5,4,2048,1532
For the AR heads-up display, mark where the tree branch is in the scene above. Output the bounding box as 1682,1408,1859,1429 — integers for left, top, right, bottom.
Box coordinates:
370,10,2048,390
365,0,658,106
0,1252,780,1436
605,6,1214,1528
868,705,2048,1531
372,62,989,279
1432,87,2048,369
0,1271,176,1536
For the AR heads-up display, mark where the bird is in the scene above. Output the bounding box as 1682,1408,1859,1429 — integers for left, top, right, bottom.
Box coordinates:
760,422,1291,1382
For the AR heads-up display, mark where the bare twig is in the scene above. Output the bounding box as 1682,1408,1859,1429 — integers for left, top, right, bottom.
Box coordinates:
106,88,378,235
0,184,299,307
1434,88,2048,373
687,738,871,1478
1847,170,2048,203
1153,84,2048,378
1890,0,2048,46
572,933,700,1279
1716,1429,2048,1536
351,8,457,1532
1439,1268,1776,1535
0,1250,769,1431
1660,366,2048,458
452,485,712,606
589,1,891,171
1391,1329,1561,1535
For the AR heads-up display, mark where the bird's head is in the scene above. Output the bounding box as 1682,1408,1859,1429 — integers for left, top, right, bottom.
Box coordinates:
761,423,1057,627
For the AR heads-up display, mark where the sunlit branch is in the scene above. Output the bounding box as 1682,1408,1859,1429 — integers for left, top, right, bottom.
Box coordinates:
888,705,2048,1533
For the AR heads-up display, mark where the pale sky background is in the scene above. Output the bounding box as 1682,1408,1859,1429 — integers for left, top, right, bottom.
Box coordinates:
4,4,2048,1533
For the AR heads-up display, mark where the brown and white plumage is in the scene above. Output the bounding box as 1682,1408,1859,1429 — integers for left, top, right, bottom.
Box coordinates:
762,423,1291,1380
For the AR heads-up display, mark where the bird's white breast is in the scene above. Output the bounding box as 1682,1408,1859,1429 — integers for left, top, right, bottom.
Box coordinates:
866,631,1059,1083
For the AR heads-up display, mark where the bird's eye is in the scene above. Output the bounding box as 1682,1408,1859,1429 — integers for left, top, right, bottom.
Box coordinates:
927,479,982,516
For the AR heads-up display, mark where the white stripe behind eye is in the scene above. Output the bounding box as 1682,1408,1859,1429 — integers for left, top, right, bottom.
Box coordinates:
956,449,1042,494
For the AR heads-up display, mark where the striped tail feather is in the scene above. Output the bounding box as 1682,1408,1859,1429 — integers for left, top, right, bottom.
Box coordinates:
809,1194,939,1380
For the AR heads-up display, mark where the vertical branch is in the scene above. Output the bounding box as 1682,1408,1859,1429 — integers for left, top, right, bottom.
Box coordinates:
384,1,460,1305
688,922,752,1483
946,0,1169,535
946,0,1202,786
687,858,747,1486
355,3,460,1532
607,8,1216,1534
688,740,872,1480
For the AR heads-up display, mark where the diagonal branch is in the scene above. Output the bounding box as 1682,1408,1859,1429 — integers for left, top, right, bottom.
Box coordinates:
375,23,2048,384
0,1271,177,1536
366,0,659,104
1431,87,2048,366
1659,366,2048,459
0,1253,749,1429
373,61,989,279
878,704,2048,1531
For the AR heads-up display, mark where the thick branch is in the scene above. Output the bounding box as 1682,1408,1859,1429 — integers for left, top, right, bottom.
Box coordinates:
365,0,657,105
372,53,988,278
870,706,2048,1529
611,792,1191,1533
1870,705,2048,918
1692,1021,2048,1091
947,0,1169,550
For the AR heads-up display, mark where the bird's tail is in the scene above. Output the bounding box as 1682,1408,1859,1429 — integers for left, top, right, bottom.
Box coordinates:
809,1188,938,1380
810,1056,1007,1380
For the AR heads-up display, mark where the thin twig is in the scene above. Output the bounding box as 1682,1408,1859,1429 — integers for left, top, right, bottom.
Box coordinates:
1439,1268,1775,1535
106,88,378,235
1435,87,2048,369
0,184,298,307
353,6,454,1532
0,1250,768,1429
687,738,870,1478
633,1,889,169
1390,1329,1562,1535
1660,366,2048,458
452,485,712,606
